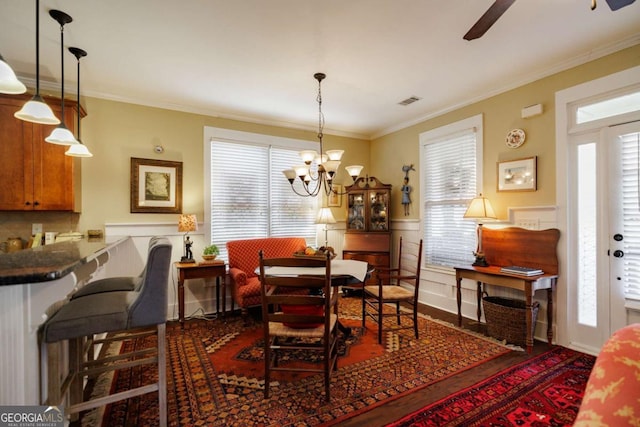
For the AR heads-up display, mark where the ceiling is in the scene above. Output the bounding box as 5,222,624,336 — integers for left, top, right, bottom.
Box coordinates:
2,0,639,139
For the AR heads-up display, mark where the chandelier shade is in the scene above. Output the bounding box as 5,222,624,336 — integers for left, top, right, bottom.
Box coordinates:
285,72,362,197
14,0,60,125
46,9,79,146
0,53,27,94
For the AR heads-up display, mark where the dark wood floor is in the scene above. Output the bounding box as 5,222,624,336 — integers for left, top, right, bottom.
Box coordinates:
338,296,552,427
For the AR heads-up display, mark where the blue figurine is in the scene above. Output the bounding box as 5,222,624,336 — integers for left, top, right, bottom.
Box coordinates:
402,164,415,216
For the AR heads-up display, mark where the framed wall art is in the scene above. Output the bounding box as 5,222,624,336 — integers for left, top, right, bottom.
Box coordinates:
497,156,537,192
130,157,183,213
328,184,342,207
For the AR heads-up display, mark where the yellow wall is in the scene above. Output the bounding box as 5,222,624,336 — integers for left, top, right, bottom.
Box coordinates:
372,44,640,220
2,44,638,239
77,98,370,232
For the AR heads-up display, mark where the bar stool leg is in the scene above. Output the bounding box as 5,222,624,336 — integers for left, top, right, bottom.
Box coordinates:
157,323,167,427
68,337,83,421
46,342,61,406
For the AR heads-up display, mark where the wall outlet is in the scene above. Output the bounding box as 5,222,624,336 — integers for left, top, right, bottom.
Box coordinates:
32,223,43,235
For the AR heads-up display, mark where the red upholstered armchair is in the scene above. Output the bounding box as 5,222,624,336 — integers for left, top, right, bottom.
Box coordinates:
226,237,307,317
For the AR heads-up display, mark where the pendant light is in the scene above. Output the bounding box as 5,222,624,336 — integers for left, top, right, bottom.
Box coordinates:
0,53,27,94
45,10,79,145
65,47,92,157
14,0,60,125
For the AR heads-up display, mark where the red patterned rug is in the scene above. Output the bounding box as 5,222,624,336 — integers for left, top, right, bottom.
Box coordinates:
97,298,511,426
386,346,596,427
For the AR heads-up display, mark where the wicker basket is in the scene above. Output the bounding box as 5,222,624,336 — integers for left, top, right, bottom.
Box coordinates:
482,295,539,347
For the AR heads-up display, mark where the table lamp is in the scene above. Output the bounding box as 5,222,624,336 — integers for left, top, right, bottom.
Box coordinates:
316,207,336,248
463,194,496,267
178,214,197,263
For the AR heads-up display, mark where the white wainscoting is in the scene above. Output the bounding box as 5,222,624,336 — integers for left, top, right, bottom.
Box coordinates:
105,223,221,321
105,207,558,340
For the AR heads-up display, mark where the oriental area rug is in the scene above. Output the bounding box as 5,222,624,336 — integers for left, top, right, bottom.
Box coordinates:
89,298,511,427
386,346,596,427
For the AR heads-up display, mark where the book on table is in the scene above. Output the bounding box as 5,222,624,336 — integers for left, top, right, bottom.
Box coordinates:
500,265,544,276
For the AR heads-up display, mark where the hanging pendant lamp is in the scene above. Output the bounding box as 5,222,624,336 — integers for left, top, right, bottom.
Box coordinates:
65,47,92,157
14,0,60,125
0,53,27,94
45,10,79,145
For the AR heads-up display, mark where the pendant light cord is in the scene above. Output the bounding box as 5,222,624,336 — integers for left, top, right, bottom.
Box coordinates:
35,0,40,95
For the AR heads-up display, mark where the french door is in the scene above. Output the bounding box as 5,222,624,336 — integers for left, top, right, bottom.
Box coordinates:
570,121,640,351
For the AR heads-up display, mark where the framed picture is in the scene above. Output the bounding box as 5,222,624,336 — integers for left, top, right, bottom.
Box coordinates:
328,184,342,207
497,156,537,192
130,157,183,213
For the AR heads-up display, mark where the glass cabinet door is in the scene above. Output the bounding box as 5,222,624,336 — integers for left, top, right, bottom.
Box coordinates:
368,190,389,231
347,192,366,231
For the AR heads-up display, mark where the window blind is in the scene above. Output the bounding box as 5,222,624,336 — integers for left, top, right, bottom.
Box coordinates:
210,140,317,261
621,131,640,301
422,129,478,267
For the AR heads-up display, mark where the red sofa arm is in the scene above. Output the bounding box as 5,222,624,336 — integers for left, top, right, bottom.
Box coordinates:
574,323,640,426
229,267,247,288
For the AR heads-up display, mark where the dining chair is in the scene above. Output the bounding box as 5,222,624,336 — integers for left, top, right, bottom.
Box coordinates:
258,250,339,401
362,237,423,344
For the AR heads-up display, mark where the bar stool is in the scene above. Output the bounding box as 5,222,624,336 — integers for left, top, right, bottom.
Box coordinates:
40,236,172,426
70,236,163,298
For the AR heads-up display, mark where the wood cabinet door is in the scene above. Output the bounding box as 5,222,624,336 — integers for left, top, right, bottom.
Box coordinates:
0,95,77,211
31,107,76,211
0,97,30,210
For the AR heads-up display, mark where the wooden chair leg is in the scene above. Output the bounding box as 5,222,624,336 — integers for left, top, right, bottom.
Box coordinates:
413,303,419,339
377,299,383,344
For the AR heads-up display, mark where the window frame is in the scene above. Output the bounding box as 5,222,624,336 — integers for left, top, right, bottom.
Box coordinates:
203,127,319,260
419,114,483,270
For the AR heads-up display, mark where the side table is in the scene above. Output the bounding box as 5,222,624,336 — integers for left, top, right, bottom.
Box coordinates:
175,261,226,328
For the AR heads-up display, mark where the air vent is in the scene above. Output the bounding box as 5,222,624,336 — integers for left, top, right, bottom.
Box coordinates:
398,96,422,106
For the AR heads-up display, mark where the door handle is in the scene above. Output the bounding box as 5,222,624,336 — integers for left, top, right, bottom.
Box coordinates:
613,250,624,258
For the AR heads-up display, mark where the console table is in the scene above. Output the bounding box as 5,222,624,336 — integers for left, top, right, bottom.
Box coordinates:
175,261,226,327
454,227,560,353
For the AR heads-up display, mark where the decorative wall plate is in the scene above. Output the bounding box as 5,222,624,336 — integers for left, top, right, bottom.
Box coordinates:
506,128,526,148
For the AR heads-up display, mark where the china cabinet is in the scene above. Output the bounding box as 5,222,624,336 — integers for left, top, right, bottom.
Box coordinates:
342,176,392,288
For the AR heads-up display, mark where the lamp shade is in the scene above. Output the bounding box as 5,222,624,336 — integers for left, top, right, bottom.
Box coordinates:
0,54,27,94
47,124,79,145
178,214,198,232
65,141,93,157
463,194,497,220
14,94,60,124
315,207,336,225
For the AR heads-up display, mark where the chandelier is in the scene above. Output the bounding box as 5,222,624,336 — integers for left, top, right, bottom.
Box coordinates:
283,73,363,197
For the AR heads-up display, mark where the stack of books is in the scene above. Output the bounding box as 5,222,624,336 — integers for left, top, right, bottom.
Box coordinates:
500,265,544,276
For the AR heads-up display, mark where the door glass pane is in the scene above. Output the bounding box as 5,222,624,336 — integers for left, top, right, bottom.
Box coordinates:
619,131,640,301
577,143,597,327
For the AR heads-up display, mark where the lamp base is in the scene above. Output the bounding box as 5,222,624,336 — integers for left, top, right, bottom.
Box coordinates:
180,256,196,263
472,253,489,267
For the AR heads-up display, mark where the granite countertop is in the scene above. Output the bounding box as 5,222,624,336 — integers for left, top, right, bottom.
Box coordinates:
0,238,123,286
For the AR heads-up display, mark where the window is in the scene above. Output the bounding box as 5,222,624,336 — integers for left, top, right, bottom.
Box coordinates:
204,128,318,261
419,115,483,268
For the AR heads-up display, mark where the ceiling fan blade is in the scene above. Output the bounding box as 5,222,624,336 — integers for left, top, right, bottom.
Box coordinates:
464,0,516,41
605,0,635,10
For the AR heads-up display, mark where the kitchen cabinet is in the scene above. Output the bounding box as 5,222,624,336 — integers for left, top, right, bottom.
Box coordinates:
342,176,392,288
0,93,82,211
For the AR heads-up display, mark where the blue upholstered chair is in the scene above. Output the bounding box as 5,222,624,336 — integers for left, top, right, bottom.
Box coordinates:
41,236,172,426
